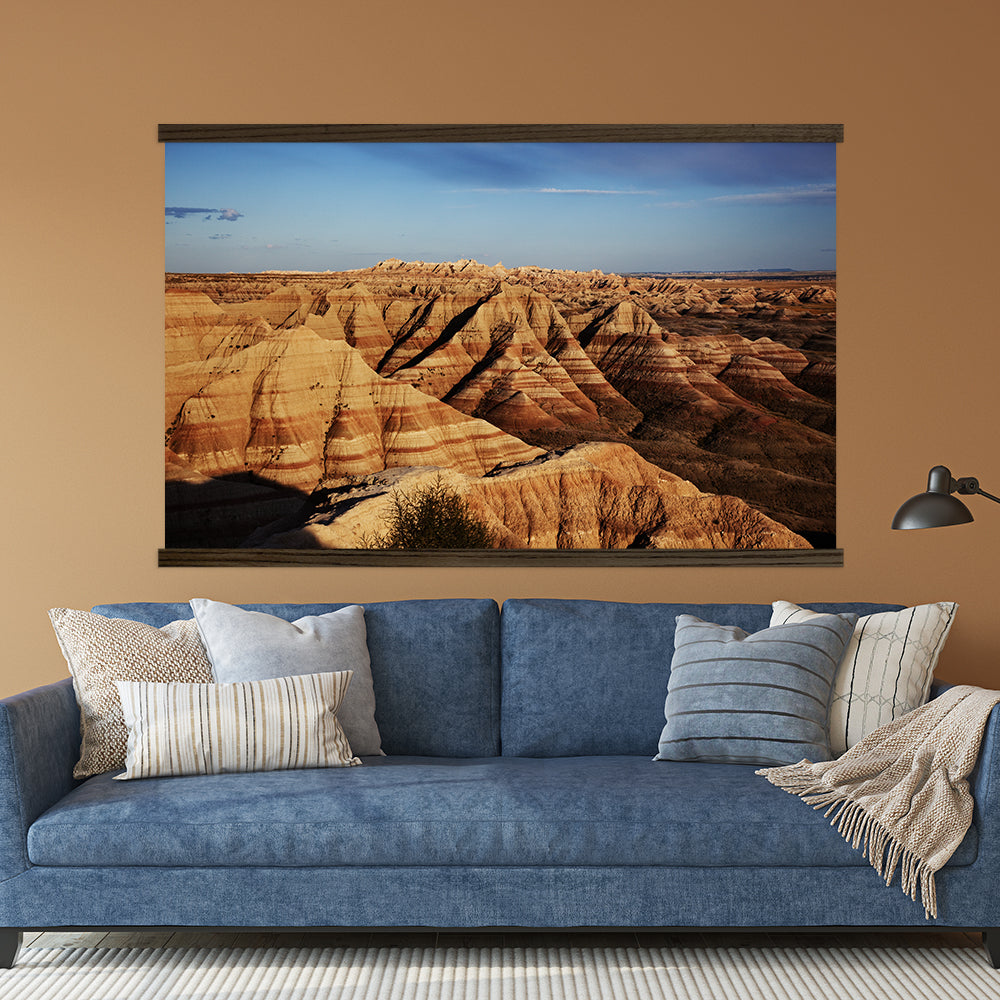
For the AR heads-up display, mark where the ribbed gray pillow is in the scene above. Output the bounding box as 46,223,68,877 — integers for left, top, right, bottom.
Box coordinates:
655,612,858,765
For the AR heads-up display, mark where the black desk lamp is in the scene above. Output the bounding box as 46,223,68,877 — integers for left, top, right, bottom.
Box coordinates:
892,465,1000,529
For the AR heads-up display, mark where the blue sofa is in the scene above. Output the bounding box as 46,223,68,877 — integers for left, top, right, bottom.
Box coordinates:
1,598,998,968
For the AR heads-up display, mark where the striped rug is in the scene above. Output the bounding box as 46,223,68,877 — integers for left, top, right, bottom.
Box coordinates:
1,941,999,1000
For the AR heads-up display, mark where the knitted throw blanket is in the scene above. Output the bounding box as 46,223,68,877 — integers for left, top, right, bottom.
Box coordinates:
757,685,1000,918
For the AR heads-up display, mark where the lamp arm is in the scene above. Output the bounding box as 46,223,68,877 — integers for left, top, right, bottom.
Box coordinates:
955,477,1000,505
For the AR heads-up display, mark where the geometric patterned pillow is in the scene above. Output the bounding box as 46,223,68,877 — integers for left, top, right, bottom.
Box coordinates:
770,600,958,756
48,608,214,778
113,671,361,779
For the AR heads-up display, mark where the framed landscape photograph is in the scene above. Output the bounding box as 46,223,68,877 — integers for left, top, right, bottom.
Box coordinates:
160,125,841,566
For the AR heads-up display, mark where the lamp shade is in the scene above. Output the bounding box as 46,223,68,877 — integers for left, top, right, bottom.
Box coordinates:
891,491,974,530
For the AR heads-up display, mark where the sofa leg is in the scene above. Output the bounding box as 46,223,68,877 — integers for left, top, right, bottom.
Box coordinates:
984,929,1000,969
0,930,22,969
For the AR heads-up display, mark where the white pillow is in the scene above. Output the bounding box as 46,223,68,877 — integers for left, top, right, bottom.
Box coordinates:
190,599,383,756
770,601,958,755
114,671,361,779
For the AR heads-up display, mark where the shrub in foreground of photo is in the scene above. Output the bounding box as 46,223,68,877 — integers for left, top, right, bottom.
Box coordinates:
362,476,499,549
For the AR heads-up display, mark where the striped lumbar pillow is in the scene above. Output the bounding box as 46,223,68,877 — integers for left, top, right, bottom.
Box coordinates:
770,600,958,756
114,671,361,779
655,612,857,765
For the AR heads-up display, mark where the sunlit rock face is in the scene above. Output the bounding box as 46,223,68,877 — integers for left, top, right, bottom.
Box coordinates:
166,320,543,491
248,443,810,552
165,260,835,549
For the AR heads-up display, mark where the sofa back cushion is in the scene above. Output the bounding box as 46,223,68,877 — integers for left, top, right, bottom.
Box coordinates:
91,599,500,757
499,599,905,757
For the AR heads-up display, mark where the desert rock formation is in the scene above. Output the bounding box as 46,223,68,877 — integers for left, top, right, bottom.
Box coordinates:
165,259,836,549
166,287,543,493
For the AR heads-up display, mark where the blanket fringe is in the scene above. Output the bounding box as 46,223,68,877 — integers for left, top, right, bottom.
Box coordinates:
756,766,938,919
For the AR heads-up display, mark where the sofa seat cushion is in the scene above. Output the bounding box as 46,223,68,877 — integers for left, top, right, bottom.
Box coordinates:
27,756,978,869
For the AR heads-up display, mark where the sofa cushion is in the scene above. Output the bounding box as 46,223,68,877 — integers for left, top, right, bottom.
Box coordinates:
655,612,857,765
92,599,500,757
771,600,959,755
500,600,905,757
26,755,978,869
114,672,360,779
48,609,214,778
190,600,382,756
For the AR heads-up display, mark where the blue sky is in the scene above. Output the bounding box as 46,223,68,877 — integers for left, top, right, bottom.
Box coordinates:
164,142,836,274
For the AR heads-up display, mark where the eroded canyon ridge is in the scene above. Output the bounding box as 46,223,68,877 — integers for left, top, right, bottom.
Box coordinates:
165,259,835,550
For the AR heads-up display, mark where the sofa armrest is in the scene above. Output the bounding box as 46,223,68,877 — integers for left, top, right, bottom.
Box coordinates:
0,679,79,881
970,700,1000,862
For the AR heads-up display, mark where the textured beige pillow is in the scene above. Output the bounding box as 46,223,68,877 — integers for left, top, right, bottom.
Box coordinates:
48,608,214,777
114,671,361,779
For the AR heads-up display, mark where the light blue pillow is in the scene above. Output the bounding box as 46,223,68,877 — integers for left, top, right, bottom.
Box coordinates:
654,612,857,765
189,599,383,756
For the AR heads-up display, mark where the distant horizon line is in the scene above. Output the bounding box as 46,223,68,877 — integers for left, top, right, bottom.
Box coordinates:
165,258,836,278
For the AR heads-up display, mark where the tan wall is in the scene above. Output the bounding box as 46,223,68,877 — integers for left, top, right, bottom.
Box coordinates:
3,1,999,698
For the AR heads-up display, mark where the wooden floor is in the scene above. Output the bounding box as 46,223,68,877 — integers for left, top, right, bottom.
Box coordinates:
20,928,988,954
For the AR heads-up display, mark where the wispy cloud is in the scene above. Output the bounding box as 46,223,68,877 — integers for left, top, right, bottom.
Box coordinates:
166,207,216,219
538,187,659,196
655,184,835,210
165,206,244,221
461,187,659,196
706,184,836,205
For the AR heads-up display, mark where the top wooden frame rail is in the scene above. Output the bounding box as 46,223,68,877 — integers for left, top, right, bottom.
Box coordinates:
158,124,843,143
